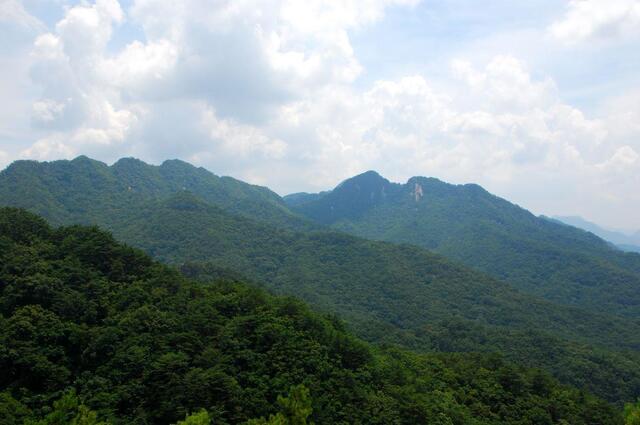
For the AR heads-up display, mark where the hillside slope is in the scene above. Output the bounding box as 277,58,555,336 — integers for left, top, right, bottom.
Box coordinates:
109,192,635,348
57,192,640,403
2,159,640,403
289,171,640,317
0,208,622,424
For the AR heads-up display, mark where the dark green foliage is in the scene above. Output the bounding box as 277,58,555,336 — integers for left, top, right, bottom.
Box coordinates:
0,209,622,424
246,385,313,425
420,318,640,405
24,390,107,425
0,391,31,424
290,171,640,318
2,159,640,404
176,410,212,425
94,191,640,403
624,400,640,425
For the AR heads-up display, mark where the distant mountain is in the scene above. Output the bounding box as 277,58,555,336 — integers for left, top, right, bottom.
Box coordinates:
282,191,329,207
554,215,640,253
291,171,395,222
619,243,640,254
2,158,640,403
288,171,640,318
0,156,312,231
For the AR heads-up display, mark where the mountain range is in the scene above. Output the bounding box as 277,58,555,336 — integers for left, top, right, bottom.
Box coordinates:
1,157,639,406
0,156,311,232
553,215,640,253
286,170,640,317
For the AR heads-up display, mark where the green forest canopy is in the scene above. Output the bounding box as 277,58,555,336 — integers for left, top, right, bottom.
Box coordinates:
1,158,640,405
0,208,624,424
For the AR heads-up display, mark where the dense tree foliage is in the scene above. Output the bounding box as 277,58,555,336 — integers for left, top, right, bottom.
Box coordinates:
0,208,623,424
288,170,640,318
112,192,640,403
1,158,640,405
625,400,640,425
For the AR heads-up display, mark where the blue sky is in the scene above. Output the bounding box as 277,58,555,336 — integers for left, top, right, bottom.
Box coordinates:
352,1,640,109
1,0,639,229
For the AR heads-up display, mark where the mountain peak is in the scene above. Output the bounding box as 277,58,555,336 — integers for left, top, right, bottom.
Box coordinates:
111,157,153,176
71,155,106,167
113,157,147,167
71,155,92,162
335,170,389,191
358,170,384,179
292,171,396,224
349,170,386,182
1,159,38,174
160,158,199,171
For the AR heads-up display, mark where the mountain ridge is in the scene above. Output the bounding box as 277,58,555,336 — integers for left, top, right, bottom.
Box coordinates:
0,156,314,232
288,170,640,318
2,158,640,403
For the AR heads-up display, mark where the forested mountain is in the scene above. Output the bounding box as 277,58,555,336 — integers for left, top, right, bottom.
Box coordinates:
282,192,328,207
0,208,623,424
89,192,640,404
288,171,640,317
1,158,640,405
0,156,312,231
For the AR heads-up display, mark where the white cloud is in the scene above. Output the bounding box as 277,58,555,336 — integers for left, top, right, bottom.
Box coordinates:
4,0,640,228
32,99,67,124
21,99,138,162
550,0,640,44
0,0,46,32
241,55,637,229
597,145,639,169
21,0,139,155
118,0,420,121
20,138,76,160
451,56,557,112
102,39,179,91
200,106,287,160
56,0,123,59
32,33,65,60
601,89,640,148
19,0,424,172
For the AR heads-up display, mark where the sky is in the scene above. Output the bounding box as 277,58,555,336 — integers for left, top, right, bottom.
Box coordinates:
1,0,639,230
